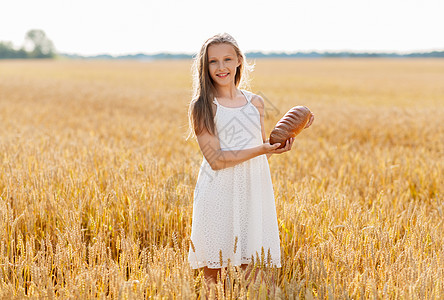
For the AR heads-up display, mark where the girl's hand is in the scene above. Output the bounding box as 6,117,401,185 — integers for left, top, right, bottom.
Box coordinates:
262,138,295,154
304,113,314,129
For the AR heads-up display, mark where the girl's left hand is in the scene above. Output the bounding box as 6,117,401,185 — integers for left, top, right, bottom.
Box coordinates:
304,113,314,129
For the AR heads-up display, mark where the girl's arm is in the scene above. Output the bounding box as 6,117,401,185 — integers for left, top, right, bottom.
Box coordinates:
215,146,266,169
197,126,283,171
216,139,293,169
196,122,263,171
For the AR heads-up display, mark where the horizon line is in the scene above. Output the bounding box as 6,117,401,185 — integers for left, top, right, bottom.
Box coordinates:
59,47,444,57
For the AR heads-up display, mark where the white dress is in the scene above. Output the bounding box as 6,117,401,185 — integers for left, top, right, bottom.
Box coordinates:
188,89,281,269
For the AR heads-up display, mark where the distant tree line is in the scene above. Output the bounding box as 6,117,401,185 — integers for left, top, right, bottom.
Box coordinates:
0,29,55,59
61,50,444,60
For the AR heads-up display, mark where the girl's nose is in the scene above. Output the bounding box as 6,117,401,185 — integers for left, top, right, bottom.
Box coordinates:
218,61,227,70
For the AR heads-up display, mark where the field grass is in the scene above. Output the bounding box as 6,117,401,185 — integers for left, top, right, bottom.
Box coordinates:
0,58,443,299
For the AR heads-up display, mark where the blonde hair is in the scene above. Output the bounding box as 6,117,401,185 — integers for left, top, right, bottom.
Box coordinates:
185,32,255,141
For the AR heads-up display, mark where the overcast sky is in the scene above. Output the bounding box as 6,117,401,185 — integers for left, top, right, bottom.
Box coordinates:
1,0,443,56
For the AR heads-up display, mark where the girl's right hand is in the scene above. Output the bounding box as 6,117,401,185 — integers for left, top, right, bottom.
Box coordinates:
262,138,295,154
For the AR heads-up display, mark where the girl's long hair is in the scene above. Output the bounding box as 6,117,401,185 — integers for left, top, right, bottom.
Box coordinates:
185,32,255,141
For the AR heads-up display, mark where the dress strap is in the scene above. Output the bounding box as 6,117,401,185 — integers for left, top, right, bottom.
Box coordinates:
240,89,251,103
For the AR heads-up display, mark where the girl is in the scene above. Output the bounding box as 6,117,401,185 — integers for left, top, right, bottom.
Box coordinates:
186,33,314,284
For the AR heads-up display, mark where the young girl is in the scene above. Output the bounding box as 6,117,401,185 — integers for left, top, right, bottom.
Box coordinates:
186,33,313,283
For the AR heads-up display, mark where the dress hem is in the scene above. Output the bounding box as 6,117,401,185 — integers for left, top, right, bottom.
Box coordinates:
188,260,282,270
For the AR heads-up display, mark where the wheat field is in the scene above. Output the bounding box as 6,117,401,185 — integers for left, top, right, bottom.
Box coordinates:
0,58,443,299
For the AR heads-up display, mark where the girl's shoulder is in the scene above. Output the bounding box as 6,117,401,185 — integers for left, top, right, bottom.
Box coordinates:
242,89,265,110
241,89,254,97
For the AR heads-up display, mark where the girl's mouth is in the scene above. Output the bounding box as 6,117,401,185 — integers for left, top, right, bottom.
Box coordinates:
217,73,229,78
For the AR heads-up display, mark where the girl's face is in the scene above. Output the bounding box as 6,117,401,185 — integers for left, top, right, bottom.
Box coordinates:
207,43,241,87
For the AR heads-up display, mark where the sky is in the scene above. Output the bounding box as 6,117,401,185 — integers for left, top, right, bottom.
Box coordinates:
1,0,443,56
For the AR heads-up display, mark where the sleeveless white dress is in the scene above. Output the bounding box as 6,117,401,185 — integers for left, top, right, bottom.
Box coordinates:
188,89,281,269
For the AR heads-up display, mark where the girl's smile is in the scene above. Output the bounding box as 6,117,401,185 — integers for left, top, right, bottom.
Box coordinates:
216,72,229,78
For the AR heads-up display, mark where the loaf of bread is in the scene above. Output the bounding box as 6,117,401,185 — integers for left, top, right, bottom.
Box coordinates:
269,106,312,149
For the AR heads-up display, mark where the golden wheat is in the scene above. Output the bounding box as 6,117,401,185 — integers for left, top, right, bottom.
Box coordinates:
0,58,443,299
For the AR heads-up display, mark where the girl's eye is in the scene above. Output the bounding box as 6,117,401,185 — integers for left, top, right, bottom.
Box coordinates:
209,59,231,63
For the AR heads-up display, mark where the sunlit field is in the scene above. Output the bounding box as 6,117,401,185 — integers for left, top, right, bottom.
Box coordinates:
0,58,443,299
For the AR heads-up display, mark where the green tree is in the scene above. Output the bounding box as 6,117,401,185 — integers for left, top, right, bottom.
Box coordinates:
0,42,28,59
25,29,55,58
0,42,15,58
